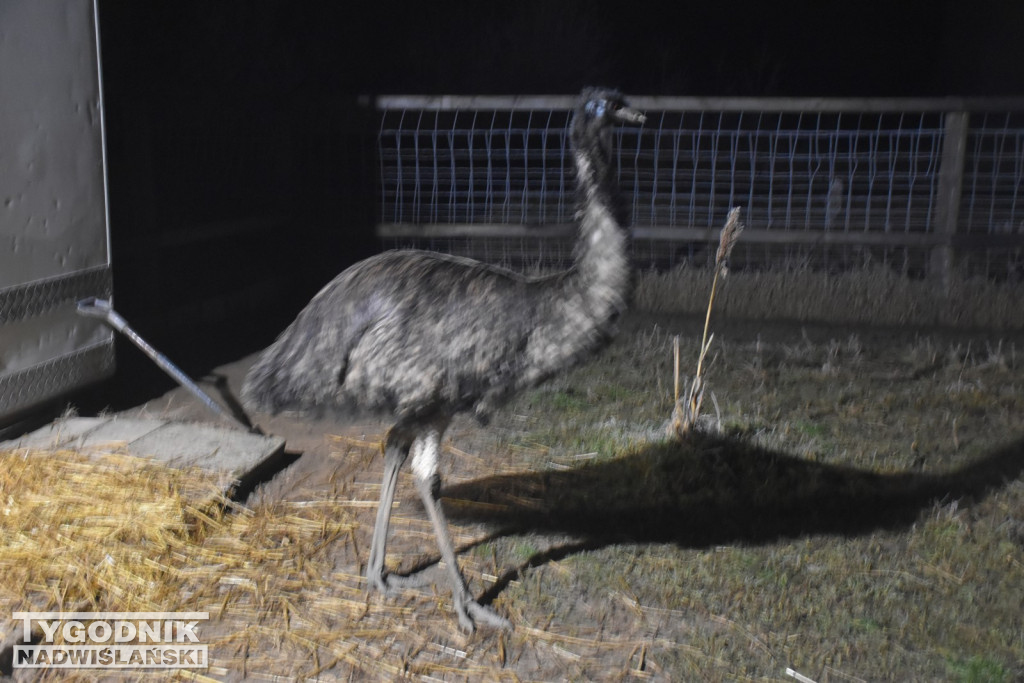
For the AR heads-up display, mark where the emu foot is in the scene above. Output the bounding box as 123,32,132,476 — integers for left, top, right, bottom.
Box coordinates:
369,565,440,594
368,568,511,632
454,594,512,633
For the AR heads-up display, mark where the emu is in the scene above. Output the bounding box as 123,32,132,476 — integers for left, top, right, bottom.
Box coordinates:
241,88,645,631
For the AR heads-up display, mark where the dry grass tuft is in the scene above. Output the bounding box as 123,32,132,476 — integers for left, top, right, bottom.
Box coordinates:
0,449,231,617
669,207,743,438
0,448,405,679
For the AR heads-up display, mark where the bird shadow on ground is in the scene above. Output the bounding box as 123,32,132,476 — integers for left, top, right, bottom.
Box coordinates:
439,431,1024,605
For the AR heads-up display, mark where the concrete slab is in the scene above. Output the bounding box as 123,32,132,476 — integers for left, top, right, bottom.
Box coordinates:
74,417,165,449
9,416,105,450
129,421,284,472
1,416,286,481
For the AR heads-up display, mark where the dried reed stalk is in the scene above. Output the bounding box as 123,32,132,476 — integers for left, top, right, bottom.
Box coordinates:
670,207,743,438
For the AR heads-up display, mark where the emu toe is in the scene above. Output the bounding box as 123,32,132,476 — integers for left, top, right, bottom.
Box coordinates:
371,566,439,593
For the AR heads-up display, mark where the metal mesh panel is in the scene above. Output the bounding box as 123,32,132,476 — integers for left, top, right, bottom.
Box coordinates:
379,109,577,225
962,112,1024,236
380,234,578,270
633,111,944,233
376,97,1024,275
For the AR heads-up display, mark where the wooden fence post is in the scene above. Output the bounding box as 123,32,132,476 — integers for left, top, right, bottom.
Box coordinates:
932,111,970,286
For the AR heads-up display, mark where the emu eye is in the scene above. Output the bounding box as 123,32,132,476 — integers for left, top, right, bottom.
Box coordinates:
585,99,609,118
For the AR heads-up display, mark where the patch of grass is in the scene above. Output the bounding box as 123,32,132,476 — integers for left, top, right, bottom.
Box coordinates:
528,422,639,462
634,264,1024,330
791,419,829,439
508,538,541,563
466,306,1024,680
946,655,1012,683
851,616,883,632
593,382,644,404
549,388,587,413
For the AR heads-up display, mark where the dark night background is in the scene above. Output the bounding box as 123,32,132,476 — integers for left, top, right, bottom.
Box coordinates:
86,0,1024,407
99,1,1024,98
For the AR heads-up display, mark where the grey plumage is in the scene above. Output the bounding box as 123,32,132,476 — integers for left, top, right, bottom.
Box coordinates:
242,88,645,631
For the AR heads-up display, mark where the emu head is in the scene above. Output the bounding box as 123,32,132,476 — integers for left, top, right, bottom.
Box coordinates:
571,88,646,152
571,88,645,181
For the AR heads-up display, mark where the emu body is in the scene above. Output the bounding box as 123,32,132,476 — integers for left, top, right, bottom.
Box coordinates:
242,88,644,631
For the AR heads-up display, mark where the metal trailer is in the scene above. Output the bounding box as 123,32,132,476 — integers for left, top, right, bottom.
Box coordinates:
0,0,113,424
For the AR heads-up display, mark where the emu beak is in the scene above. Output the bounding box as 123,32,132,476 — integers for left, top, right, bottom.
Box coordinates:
615,106,646,126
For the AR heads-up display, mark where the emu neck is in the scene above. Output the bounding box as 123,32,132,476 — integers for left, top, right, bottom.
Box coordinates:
570,146,630,320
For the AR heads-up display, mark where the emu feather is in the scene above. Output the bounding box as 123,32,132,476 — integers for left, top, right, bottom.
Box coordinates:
242,88,645,631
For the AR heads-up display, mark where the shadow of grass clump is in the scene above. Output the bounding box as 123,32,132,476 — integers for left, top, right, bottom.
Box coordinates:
443,431,1024,557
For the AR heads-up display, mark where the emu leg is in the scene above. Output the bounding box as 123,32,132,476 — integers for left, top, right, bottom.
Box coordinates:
409,428,512,632
366,429,409,595
365,422,445,593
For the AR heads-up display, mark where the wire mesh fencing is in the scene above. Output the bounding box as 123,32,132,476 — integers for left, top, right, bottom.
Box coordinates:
376,96,1024,278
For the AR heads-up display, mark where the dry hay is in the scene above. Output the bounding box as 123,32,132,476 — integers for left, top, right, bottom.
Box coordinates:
0,442,664,681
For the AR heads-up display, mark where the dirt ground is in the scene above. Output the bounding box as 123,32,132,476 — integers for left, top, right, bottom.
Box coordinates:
58,309,1024,681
